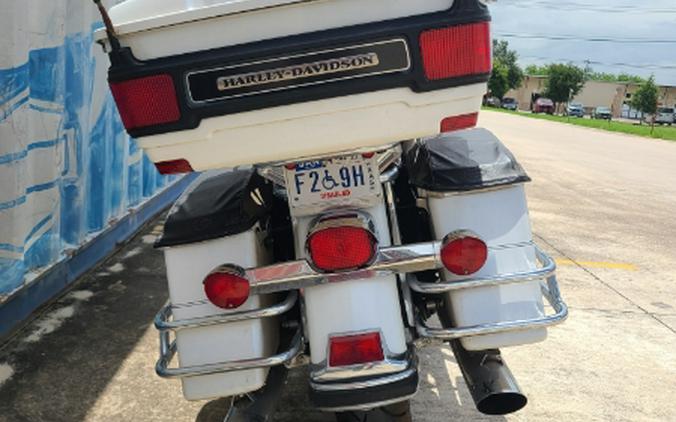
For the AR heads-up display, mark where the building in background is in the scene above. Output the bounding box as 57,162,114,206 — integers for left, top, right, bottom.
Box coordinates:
506,75,676,118
0,0,189,337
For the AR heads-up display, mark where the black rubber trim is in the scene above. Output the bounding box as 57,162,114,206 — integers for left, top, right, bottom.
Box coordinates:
107,0,490,138
308,369,419,410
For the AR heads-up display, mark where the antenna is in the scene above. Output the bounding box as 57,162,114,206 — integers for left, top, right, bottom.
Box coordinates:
92,0,121,51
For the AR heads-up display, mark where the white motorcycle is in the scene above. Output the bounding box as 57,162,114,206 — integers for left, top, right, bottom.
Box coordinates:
94,0,567,420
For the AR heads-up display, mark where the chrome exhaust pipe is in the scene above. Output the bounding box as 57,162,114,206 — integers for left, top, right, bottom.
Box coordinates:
451,341,527,415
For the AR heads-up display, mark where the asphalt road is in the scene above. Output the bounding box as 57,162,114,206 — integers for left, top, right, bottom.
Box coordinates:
1,111,675,421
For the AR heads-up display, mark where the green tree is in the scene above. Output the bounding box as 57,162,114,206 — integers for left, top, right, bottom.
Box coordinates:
492,40,524,91
488,62,510,100
544,64,587,110
630,76,658,128
525,64,550,76
588,71,646,84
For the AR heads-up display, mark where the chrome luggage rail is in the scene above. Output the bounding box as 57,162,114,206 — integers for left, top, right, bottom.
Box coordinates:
155,291,301,379
413,248,568,340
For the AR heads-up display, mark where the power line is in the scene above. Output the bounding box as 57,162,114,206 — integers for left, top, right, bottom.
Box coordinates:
495,1,676,13
495,33,676,44
520,56,676,70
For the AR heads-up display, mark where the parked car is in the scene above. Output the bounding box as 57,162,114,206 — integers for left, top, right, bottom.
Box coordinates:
655,107,674,125
501,97,518,111
485,96,502,108
566,102,585,118
592,106,612,120
532,98,554,114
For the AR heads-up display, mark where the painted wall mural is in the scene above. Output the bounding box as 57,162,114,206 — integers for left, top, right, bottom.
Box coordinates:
0,0,176,302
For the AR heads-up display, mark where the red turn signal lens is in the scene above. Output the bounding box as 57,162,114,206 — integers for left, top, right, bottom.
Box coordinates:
109,74,181,130
440,113,479,133
441,234,488,275
155,159,193,175
308,226,377,272
329,332,385,367
203,266,250,309
420,22,491,81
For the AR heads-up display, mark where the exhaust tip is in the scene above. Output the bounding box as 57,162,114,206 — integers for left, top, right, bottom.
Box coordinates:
477,392,528,416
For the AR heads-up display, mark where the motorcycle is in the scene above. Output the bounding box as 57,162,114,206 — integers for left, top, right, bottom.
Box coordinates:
94,0,567,420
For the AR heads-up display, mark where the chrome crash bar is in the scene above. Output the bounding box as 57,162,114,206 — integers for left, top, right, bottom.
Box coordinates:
155,291,301,379
242,243,567,341
414,249,568,340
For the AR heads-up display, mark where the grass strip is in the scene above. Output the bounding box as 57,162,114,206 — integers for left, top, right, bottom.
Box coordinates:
483,107,676,142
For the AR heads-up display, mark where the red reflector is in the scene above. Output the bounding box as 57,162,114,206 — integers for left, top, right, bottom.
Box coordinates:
308,226,377,272
203,266,250,309
441,235,488,275
420,22,491,81
329,332,385,367
155,159,193,175
109,74,181,130
441,113,479,133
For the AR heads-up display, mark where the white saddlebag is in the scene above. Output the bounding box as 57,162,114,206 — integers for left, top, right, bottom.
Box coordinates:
95,0,491,170
409,129,546,351
157,170,278,400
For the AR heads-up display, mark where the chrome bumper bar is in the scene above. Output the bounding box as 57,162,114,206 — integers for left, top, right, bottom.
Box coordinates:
155,292,301,379
245,242,441,295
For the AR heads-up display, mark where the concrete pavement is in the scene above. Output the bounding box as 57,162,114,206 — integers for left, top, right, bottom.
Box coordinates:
1,111,675,421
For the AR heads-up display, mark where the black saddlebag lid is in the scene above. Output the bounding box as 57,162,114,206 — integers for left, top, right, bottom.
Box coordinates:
156,169,272,248
406,128,530,192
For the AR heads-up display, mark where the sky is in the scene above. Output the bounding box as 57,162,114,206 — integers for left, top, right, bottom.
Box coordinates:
488,0,676,85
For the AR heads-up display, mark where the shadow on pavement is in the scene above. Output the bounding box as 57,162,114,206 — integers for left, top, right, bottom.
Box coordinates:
0,217,512,422
0,221,171,422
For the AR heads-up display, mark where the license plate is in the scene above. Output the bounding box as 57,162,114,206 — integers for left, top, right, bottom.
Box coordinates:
284,155,382,216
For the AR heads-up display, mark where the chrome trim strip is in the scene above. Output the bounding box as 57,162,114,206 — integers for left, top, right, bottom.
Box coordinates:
154,291,298,331
186,39,411,104
312,359,410,382
418,183,526,198
310,368,416,392
156,326,303,379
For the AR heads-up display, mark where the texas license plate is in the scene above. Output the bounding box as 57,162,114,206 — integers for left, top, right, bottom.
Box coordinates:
284,155,382,216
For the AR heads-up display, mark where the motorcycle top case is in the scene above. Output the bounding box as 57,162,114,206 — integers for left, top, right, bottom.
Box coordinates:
96,0,491,171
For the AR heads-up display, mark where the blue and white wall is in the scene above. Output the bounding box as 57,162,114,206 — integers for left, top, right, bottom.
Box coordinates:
0,0,186,334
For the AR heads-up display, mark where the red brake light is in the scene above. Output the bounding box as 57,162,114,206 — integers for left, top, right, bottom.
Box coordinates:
329,332,385,367
441,234,488,275
420,22,491,81
109,74,181,130
307,226,377,272
441,113,479,133
203,266,250,309
155,159,193,175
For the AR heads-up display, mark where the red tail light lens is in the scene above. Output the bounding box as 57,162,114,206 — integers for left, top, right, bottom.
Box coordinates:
308,226,377,272
441,234,488,275
420,22,491,81
155,159,193,175
441,113,479,133
109,74,181,130
329,332,385,367
203,266,250,309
